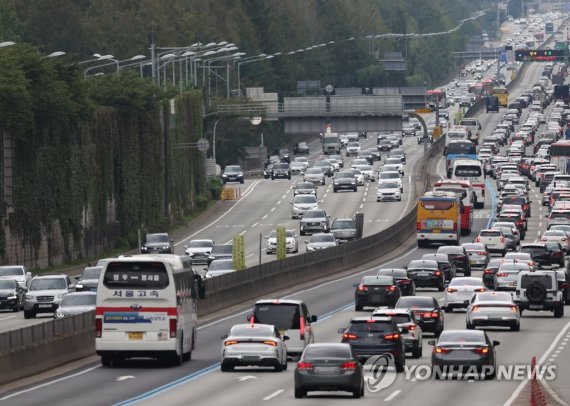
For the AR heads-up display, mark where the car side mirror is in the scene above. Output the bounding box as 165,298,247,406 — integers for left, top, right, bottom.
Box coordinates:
493,340,501,347
69,284,75,290
246,314,253,322
221,334,228,340
427,340,436,346
170,240,174,244
338,328,346,334
26,272,32,278
283,335,290,341
310,315,317,323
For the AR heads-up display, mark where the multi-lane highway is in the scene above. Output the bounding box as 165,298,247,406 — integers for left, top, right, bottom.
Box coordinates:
2,33,570,406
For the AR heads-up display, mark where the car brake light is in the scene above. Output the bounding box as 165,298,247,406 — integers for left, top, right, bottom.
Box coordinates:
384,333,401,340
399,279,412,284
476,237,481,242
297,361,313,370
170,318,177,338
511,306,518,312
96,318,102,338
224,340,239,346
342,333,358,340
424,312,439,318
434,271,442,276
358,284,368,291
263,341,278,347
407,325,416,330
471,305,479,312
385,285,397,292
435,347,450,354
496,273,509,277
478,251,487,255
484,269,493,274
561,282,569,290
300,317,305,340
340,361,357,370
447,288,457,293
474,288,486,292
473,347,489,354
500,237,505,243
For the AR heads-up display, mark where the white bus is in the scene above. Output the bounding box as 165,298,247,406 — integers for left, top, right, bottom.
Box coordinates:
452,159,486,209
95,254,205,367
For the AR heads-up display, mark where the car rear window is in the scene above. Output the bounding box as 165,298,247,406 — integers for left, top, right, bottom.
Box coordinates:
396,297,434,308
361,276,393,286
253,303,301,330
303,345,351,359
480,230,500,237
348,321,394,333
103,261,170,290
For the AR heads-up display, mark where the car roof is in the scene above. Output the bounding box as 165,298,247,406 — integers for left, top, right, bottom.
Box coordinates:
255,299,304,305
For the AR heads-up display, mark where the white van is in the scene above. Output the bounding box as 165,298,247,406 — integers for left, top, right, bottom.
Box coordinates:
249,299,317,356
95,254,205,367
452,159,485,209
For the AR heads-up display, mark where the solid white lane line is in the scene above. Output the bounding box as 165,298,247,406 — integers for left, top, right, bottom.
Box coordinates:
0,366,101,401
504,320,570,406
360,204,364,209
263,389,284,401
384,389,402,402
262,214,268,220
175,180,262,246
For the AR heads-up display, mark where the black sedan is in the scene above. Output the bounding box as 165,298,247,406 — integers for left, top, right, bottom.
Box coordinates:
354,275,401,310
0,279,25,312
406,259,445,291
429,329,500,379
295,343,364,399
376,269,416,296
339,316,406,371
421,253,457,282
395,296,444,337
436,246,472,276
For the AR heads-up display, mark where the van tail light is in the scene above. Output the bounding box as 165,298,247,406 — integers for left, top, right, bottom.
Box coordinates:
95,318,102,338
342,332,358,340
170,318,177,338
263,341,278,347
484,269,493,274
435,347,450,354
385,285,397,292
358,284,368,292
297,361,314,370
447,288,458,293
473,346,489,355
300,317,306,340
340,361,357,370
383,333,401,340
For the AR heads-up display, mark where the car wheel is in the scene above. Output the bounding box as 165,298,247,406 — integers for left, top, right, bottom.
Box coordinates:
12,304,19,312
412,342,422,359
274,359,283,372
435,328,443,338
240,179,244,184
353,187,357,192
352,388,362,399
355,303,363,311
438,281,445,292
300,230,305,236
282,357,288,371
333,188,337,193
24,310,35,319
221,362,234,372
294,390,306,399
395,359,405,373
464,270,471,277
445,306,452,313
511,323,520,332
101,355,112,367
554,304,564,318
466,319,474,329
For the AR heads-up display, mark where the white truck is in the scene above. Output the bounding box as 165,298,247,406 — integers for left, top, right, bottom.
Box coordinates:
322,133,341,154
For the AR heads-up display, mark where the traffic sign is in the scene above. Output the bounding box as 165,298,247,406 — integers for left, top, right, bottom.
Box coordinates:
500,52,507,62
515,49,566,62
415,108,432,114
197,138,209,152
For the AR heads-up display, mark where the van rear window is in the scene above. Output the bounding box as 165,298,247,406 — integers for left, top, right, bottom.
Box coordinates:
455,166,482,177
103,261,170,290
253,303,301,330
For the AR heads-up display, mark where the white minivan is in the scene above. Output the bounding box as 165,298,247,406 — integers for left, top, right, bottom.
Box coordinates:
95,254,205,367
249,299,317,356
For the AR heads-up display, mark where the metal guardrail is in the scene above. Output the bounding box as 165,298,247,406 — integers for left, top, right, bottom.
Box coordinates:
217,102,405,117
0,311,94,353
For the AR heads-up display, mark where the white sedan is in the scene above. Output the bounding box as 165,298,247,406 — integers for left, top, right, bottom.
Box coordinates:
265,229,299,254
540,229,570,252
384,158,405,175
444,277,486,312
466,291,520,331
377,181,402,202
353,164,376,182
378,171,403,191
221,324,289,372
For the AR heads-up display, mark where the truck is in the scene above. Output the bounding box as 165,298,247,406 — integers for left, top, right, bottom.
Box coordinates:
553,85,569,104
322,133,341,154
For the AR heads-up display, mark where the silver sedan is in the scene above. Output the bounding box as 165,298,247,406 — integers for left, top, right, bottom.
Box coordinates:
466,291,520,331
305,233,337,252
444,277,486,312
221,323,288,372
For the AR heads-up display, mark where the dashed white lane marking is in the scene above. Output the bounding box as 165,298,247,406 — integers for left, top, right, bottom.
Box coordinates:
270,207,276,212
262,214,268,220
384,390,402,401
251,223,258,228
360,204,364,209
239,230,246,236
281,194,287,199
277,200,281,205
263,389,284,401
539,222,543,228
245,253,254,259
323,193,328,199
363,198,366,203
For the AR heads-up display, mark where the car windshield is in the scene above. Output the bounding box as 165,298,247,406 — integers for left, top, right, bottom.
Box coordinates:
438,330,484,344
335,172,353,179
253,303,301,330
268,230,295,238
225,166,241,173
0,267,24,277
332,220,354,229
296,182,314,189
209,260,234,271
380,173,399,179
294,196,317,204
348,321,394,333
304,211,325,219
230,325,273,338
310,234,335,243
60,294,96,307
30,278,67,291
380,182,400,189
0,280,17,289
274,163,289,169
81,267,101,280
455,166,482,177
146,234,169,243
189,240,213,248
396,297,434,308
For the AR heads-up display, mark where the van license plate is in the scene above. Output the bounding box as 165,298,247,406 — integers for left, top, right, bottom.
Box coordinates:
128,332,144,340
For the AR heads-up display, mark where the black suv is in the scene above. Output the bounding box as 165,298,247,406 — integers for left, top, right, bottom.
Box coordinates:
353,275,401,310
436,246,471,276
395,296,444,337
339,316,406,372
520,243,553,269
222,165,244,184
271,163,292,180
406,259,445,291
140,233,174,254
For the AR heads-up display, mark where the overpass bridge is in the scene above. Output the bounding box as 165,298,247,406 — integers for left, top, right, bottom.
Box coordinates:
217,95,403,134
